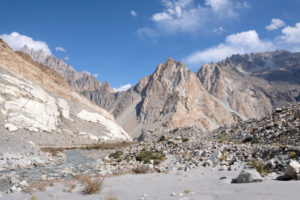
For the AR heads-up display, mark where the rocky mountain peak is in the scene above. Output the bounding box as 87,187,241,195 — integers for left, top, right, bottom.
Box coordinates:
18,46,107,92
101,81,114,93
151,58,191,89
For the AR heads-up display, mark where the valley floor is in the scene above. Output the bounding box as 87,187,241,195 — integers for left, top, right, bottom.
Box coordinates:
2,166,299,200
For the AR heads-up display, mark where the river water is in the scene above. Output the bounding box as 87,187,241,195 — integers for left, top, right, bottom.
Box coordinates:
0,150,97,192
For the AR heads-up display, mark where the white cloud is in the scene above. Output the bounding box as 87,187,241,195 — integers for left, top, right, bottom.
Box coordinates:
55,46,66,52
137,28,158,38
0,32,51,55
93,73,98,78
266,18,285,31
150,0,247,33
113,84,132,92
185,30,275,66
64,56,70,61
130,10,137,17
280,22,300,43
205,0,230,11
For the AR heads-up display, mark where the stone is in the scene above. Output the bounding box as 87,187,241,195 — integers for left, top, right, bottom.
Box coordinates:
41,174,48,181
4,123,18,131
276,174,293,181
236,169,263,183
243,135,254,143
285,160,300,177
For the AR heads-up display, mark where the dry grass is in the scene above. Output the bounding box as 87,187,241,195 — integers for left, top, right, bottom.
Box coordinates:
184,189,190,194
23,180,56,194
84,178,102,195
30,196,37,200
41,142,135,155
132,165,149,174
105,192,118,200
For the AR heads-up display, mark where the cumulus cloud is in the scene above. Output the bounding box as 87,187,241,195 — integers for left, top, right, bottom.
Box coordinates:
93,73,98,78
55,46,66,52
113,84,132,92
150,0,247,34
280,22,300,44
130,10,137,17
185,30,275,66
137,28,158,39
0,32,51,55
64,56,70,61
266,18,285,31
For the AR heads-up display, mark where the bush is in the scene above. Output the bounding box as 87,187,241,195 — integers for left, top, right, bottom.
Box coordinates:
84,179,102,194
289,151,297,158
249,160,271,176
109,150,123,160
135,149,164,164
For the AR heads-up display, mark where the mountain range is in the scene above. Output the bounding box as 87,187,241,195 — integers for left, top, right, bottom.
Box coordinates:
19,46,300,138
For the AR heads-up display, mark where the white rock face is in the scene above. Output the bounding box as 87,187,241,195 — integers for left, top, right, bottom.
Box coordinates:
77,109,132,141
0,74,59,132
57,98,70,119
5,98,58,132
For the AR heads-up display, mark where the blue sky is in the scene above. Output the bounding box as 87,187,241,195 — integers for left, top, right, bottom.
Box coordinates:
0,0,300,90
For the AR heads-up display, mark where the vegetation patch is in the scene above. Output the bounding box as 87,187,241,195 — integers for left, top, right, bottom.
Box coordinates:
109,150,123,160
135,149,165,164
132,165,149,174
249,160,271,176
84,178,102,195
41,142,134,155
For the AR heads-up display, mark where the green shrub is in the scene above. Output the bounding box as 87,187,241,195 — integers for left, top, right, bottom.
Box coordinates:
109,150,123,160
249,160,271,176
135,149,164,164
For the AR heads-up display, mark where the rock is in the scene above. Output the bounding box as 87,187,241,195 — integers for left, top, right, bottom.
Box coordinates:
243,135,254,143
285,160,300,177
236,169,263,183
170,192,177,196
41,174,48,181
4,123,18,131
19,180,28,188
276,174,293,181
264,159,275,170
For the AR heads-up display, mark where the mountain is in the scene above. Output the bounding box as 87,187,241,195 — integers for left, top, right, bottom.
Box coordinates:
0,39,131,146
19,45,114,92
83,58,243,137
18,44,300,139
198,50,300,120
83,51,300,138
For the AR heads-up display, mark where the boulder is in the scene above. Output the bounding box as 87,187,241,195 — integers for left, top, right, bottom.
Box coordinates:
236,169,263,183
285,160,300,177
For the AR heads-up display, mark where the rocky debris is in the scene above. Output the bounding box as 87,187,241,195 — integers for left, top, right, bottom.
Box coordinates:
236,169,263,183
211,103,300,146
